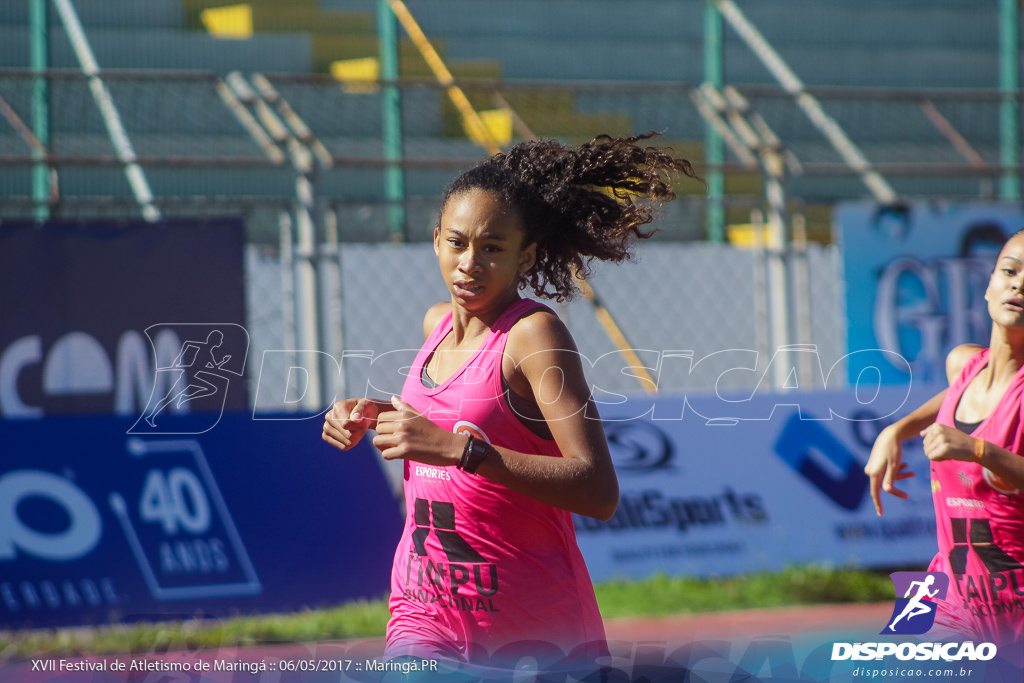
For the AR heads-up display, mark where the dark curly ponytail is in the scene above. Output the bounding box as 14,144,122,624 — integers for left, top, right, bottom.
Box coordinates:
440,132,702,301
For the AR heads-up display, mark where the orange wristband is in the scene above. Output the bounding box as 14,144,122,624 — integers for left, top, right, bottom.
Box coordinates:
973,438,986,461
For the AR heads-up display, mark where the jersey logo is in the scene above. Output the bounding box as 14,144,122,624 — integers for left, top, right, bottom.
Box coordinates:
410,499,485,563
983,468,1020,496
949,517,1024,574
453,420,490,444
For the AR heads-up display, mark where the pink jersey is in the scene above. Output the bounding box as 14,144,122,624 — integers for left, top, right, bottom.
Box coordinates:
931,348,1024,650
385,298,607,668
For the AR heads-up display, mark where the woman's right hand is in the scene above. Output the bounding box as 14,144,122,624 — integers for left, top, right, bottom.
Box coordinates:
864,424,916,516
322,398,380,451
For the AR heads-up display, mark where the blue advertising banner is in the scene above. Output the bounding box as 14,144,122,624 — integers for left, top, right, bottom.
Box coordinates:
576,384,943,581
837,201,1024,385
0,220,248,418
0,413,402,629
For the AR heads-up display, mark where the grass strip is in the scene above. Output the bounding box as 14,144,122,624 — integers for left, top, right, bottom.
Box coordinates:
595,565,894,619
0,566,895,658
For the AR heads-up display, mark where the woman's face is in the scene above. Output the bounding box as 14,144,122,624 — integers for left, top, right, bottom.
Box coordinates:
434,188,536,313
985,233,1024,329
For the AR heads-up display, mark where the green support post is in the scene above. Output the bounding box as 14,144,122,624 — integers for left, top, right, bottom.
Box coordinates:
30,0,50,221
378,0,407,241
704,0,725,242
1000,0,1020,200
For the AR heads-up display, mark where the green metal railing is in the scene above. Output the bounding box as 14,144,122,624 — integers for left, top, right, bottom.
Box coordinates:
0,70,1020,236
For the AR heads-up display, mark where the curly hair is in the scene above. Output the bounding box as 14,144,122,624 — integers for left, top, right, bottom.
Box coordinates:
439,132,702,301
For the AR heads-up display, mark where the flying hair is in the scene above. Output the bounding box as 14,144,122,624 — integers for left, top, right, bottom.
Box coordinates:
440,132,703,301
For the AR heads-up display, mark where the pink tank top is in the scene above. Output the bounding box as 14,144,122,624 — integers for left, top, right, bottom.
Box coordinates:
931,348,1024,649
385,298,607,668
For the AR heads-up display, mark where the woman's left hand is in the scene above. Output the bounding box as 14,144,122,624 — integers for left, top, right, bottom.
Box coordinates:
920,423,976,463
372,396,462,466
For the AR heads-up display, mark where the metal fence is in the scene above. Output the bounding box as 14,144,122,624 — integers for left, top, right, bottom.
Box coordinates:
0,71,1017,409
1,70,1018,234
244,239,846,414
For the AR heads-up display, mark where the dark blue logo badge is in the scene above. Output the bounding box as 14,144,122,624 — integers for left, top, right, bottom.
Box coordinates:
881,571,949,635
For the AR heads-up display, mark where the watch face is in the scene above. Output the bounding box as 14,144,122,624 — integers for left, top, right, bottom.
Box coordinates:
464,436,490,473
453,421,491,473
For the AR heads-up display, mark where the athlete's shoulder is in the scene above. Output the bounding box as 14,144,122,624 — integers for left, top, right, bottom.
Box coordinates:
507,303,577,357
945,343,984,385
422,302,451,340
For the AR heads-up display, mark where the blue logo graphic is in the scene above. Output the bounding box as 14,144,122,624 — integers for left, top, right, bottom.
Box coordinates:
881,571,949,635
774,415,868,511
603,420,674,473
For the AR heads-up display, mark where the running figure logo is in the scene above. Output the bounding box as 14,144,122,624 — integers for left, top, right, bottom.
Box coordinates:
881,571,950,635
129,323,248,435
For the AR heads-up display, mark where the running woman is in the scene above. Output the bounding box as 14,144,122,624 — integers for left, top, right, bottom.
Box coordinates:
866,229,1024,664
322,133,700,675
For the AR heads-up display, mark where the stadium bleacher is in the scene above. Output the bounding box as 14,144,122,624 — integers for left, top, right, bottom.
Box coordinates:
0,0,1011,234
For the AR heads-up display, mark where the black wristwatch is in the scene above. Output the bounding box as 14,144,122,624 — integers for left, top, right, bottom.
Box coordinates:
458,435,490,474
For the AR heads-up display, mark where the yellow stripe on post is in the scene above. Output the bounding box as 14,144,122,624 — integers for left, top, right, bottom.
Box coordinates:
385,0,501,154
574,276,658,394
201,4,253,39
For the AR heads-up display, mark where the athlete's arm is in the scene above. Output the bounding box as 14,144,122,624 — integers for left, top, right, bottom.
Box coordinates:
974,441,1024,491
322,398,392,450
914,344,1024,490
322,303,449,452
864,343,982,516
371,309,619,520
914,340,1024,483
480,310,619,520
920,424,1024,492
865,389,945,516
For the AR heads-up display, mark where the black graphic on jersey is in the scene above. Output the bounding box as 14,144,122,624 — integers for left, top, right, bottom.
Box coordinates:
411,498,485,563
949,517,1024,574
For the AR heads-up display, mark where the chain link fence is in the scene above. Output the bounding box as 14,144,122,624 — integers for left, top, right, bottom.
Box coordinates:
0,71,1015,218
0,70,1015,409
243,238,845,414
